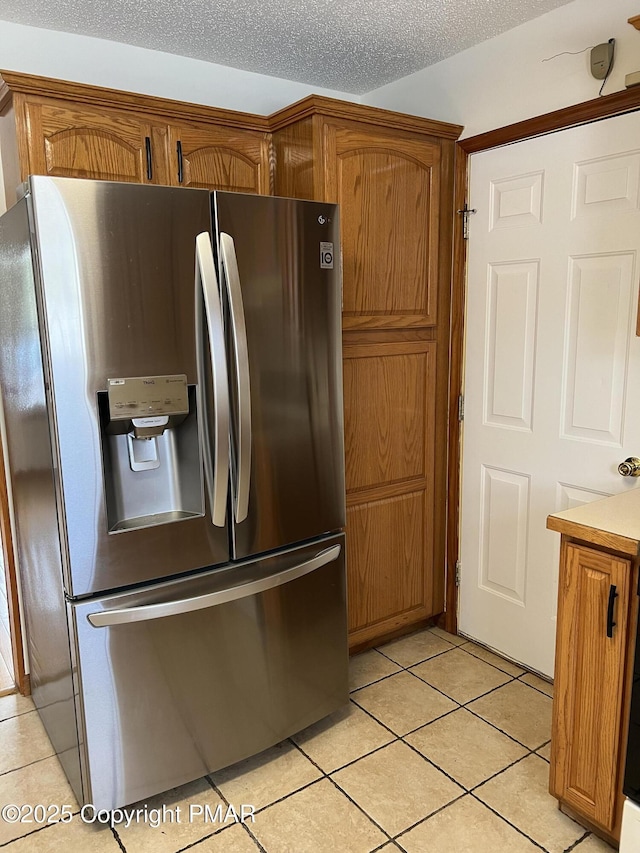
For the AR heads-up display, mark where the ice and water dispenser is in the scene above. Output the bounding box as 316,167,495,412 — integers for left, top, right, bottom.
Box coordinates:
98,375,203,532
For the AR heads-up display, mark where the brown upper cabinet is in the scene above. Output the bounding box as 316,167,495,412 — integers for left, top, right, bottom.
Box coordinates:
167,121,270,193
24,99,166,184
0,71,273,201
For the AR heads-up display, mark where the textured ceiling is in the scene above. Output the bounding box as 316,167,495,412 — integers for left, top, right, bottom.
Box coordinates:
1,0,574,94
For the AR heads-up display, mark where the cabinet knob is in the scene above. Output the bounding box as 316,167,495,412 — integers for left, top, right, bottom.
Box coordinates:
618,457,640,476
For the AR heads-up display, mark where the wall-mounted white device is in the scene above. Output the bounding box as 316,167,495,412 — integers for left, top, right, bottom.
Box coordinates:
590,39,614,79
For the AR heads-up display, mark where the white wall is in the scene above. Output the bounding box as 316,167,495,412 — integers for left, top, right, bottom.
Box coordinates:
0,20,356,115
362,0,640,138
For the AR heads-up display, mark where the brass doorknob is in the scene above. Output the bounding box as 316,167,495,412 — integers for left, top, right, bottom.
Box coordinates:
618,457,640,476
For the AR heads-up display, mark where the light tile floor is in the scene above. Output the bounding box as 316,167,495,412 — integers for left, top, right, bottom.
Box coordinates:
0,626,617,853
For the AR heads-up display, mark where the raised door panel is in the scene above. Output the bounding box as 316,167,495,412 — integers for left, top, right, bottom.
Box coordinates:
343,340,437,642
23,100,166,184
343,341,433,494
168,123,271,194
324,121,441,330
346,491,431,635
551,541,630,832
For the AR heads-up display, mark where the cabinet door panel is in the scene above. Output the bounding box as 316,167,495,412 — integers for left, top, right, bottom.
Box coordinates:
347,490,429,632
551,542,630,832
325,123,440,330
344,343,430,493
343,340,437,642
168,123,271,193
23,101,161,184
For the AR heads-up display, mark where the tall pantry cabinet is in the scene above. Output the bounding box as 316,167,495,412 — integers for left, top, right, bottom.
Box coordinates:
272,99,461,647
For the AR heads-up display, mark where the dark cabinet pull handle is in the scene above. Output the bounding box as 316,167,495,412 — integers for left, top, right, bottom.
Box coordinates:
145,136,152,181
177,140,183,184
607,584,618,638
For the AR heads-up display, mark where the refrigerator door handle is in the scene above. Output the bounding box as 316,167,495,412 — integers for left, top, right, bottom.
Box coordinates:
220,232,252,524
87,543,341,626
195,232,230,528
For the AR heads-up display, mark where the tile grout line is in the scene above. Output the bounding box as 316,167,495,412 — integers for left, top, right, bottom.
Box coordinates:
0,708,37,724
323,772,398,847
352,657,503,723
515,675,554,700
468,750,541,794
0,816,78,849
349,634,562,851
373,642,460,671
563,830,591,852
204,776,266,852
391,791,469,844
351,665,549,755
408,665,521,706
461,700,550,753
396,721,556,836
375,629,534,678
236,736,396,847
366,635,552,707
111,825,127,853
202,728,565,853
348,658,552,789
0,752,59,779
398,731,470,791
220,732,398,851
467,790,552,853
344,667,554,847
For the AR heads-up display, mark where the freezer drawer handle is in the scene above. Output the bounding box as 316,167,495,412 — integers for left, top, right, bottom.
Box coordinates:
86,543,341,627
195,232,230,527
220,232,252,524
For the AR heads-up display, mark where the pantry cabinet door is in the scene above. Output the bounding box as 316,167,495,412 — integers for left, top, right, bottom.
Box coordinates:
324,121,441,331
342,339,439,643
322,118,451,646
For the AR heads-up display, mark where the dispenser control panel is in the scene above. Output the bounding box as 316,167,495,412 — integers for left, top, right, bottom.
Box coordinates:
107,375,189,420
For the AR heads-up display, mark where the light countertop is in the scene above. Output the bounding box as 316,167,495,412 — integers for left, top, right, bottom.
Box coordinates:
547,487,640,556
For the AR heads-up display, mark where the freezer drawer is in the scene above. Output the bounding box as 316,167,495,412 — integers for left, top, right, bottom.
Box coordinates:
69,534,348,810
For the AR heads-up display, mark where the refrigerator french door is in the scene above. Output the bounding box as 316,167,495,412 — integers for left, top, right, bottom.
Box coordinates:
0,176,347,810
211,191,345,558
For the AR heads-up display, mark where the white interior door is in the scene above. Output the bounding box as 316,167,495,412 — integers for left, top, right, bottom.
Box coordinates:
459,111,640,677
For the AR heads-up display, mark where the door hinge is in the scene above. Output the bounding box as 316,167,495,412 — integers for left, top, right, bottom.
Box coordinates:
455,560,461,587
457,203,477,240
458,394,464,422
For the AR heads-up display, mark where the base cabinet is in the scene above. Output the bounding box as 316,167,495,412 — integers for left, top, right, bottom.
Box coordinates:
550,537,638,841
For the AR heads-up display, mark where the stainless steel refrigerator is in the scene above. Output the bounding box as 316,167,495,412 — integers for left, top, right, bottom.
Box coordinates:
0,176,347,810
